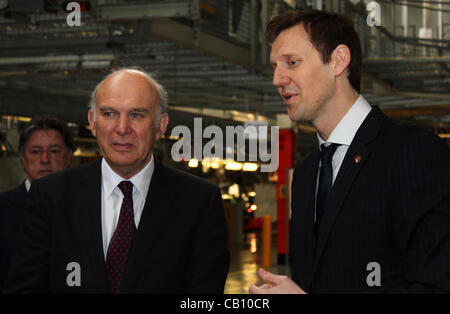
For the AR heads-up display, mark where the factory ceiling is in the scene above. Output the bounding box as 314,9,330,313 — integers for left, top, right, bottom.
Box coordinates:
0,0,449,132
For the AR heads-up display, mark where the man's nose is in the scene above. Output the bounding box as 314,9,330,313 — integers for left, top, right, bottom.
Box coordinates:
40,150,50,164
116,116,131,135
273,67,290,88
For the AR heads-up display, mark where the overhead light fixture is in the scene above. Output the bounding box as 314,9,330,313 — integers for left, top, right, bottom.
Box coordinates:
210,158,221,169
167,135,180,141
250,204,257,211
188,158,199,168
201,158,211,167
243,163,258,172
221,194,233,200
1,115,31,122
228,184,240,198
225,161,242,171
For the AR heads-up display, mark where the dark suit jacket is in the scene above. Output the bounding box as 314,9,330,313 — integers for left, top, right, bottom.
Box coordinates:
4,159,229,293
0,182,27,291
290,106,450,293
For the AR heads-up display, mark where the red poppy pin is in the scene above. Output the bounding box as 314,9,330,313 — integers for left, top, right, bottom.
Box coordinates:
354,155,361,163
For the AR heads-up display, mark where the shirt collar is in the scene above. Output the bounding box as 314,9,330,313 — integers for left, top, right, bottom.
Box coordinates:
25,179,31,192
317,95,372,148
101,155,155,199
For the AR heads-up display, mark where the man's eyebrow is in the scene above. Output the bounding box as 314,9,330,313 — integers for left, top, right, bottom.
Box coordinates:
99,106,115,111
281,54,302,58
131,108,150,112
270,54,301,62
29,144,63,149
98,106,150,113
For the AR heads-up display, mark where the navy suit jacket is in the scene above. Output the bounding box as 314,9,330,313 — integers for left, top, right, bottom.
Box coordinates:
290,106,450,293
4,159,229,293
0,182,27,291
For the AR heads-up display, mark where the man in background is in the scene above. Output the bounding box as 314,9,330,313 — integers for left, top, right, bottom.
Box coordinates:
0,115,73,290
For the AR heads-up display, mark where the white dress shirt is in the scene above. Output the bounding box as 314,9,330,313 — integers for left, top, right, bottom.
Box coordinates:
317,95,372,184
25,179,31,192
101,155,155,259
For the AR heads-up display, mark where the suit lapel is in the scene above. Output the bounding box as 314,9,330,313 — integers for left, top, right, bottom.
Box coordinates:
292,149,320,291
120,160,176,292
9,183,27,219
311,107,386,278
312,143,370,272
76,160,109,292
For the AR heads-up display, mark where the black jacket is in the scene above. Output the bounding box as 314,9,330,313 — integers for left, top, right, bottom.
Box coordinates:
0,182,27,291
290,107,450,293
4,160,229,293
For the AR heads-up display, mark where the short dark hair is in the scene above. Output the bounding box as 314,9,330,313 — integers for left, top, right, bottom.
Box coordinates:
266,9,362,93
19,115,75,154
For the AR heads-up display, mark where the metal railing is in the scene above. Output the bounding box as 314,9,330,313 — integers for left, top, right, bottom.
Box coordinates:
341,0,450,58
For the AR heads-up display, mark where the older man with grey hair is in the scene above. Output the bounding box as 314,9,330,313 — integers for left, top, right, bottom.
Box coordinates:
4,68,230,294
89,68,168,125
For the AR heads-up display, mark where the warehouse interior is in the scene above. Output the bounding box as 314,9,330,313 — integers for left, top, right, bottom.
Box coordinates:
1,0,449,293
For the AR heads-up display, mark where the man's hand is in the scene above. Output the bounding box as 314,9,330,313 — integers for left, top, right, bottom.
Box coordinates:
249,268,307,294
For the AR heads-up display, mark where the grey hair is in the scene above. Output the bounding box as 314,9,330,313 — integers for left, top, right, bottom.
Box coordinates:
88,68,168,125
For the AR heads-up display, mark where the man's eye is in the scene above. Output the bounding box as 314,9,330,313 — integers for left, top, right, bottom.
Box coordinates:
131,113,143,118
30,150,40,155
289,60,297,66
50,150,61,154
103,111,114,117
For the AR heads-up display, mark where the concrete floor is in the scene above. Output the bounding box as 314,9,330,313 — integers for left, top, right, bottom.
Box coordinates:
224,232,290,294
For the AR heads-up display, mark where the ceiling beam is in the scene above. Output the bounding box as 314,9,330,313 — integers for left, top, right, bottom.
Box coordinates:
150,18,250,66
364,56,450,64
382,104,450,118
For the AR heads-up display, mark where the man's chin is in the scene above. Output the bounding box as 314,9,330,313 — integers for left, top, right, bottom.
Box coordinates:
105,155,141,169
287,107,301,122
107,157,136,167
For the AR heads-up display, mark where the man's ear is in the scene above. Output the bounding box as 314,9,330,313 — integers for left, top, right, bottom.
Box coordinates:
331,44,351,77
88,110,97,137
156,113,169,140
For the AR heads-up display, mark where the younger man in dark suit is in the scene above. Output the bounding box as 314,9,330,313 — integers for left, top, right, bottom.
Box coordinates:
250,9,450,293
0,116,73,290
4,68,229,294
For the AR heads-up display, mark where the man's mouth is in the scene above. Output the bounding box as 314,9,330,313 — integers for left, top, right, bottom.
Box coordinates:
282,93,298,103
112,143,133,151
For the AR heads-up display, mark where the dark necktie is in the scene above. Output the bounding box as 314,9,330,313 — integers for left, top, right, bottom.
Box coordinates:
315,143,339,246
106,180,136,293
